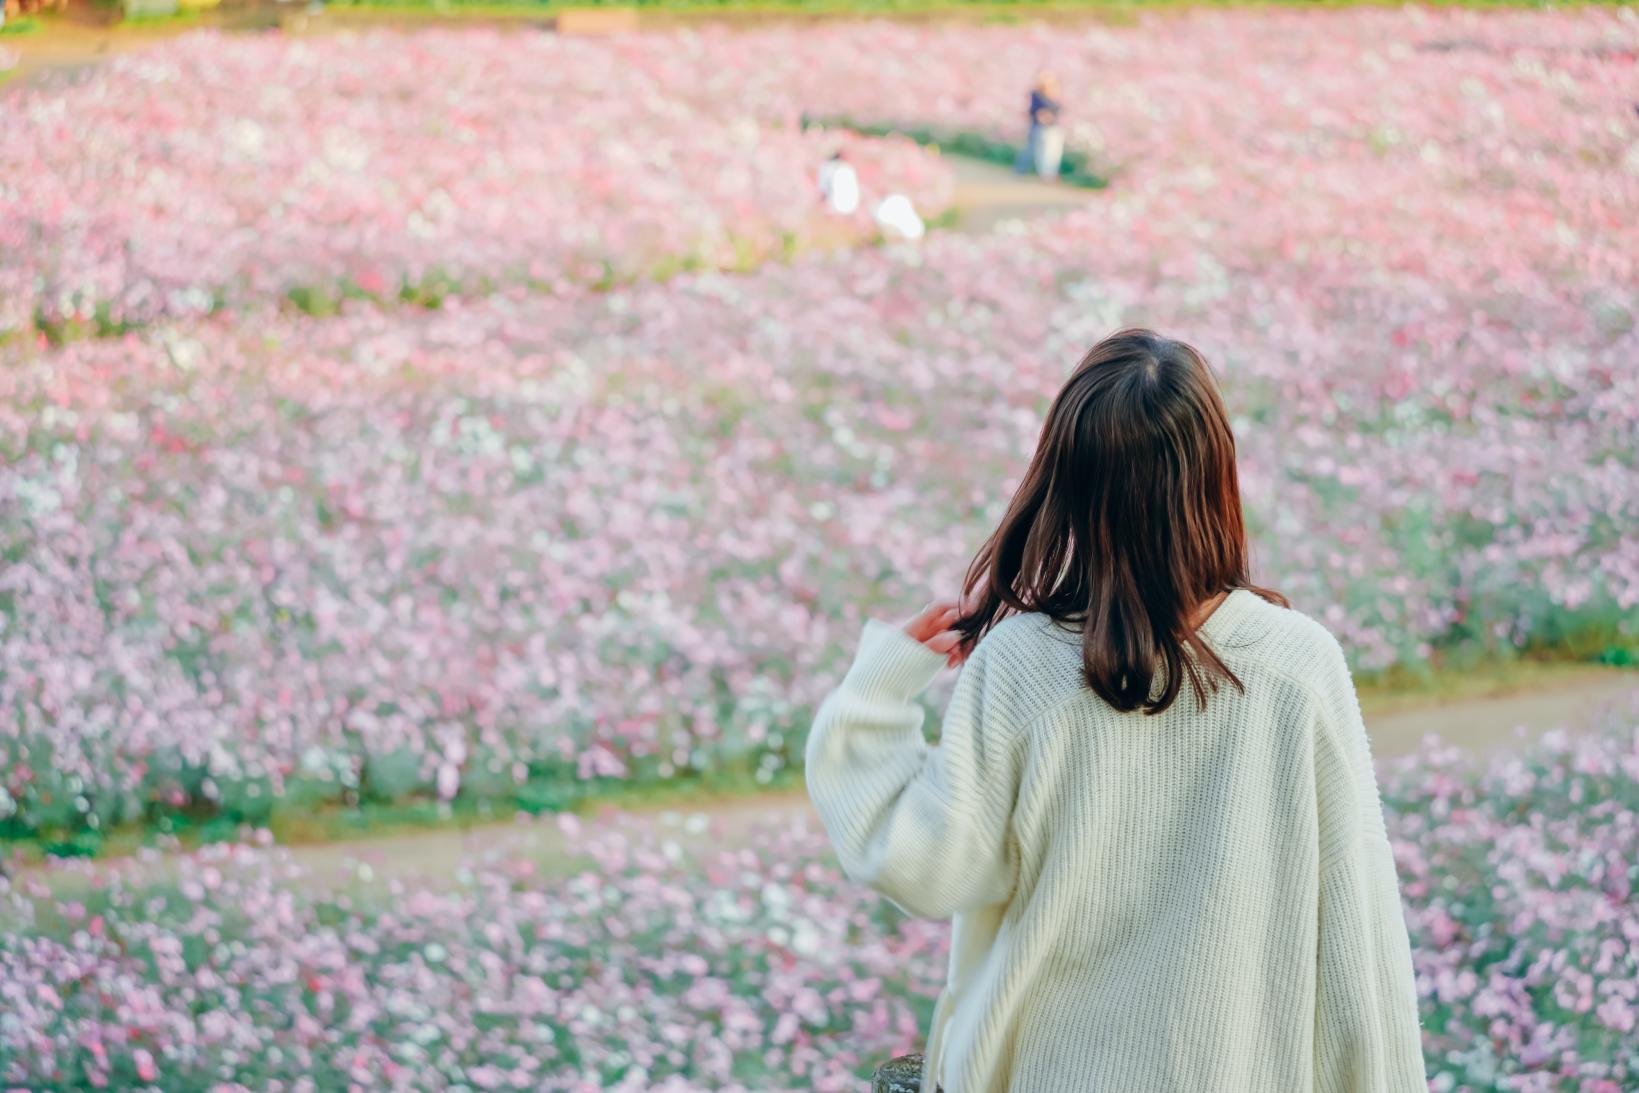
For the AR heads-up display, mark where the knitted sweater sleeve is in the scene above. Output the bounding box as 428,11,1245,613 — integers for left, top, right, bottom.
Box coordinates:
804,620,1025,919
1311,638,1428,1093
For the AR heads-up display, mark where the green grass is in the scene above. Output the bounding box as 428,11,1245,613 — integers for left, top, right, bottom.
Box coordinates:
117,7,205,27
1353,612,1639,714
1355,656,1633,718
2,761,806,866
1,0,1620,63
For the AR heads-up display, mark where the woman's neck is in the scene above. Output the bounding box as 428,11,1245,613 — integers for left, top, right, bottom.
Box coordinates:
1190,590,1231,630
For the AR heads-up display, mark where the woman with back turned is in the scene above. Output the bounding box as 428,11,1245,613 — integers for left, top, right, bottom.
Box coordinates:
806,330,1426,1093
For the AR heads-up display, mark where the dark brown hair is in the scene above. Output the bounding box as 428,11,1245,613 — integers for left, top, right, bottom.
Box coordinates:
956,328,1285,714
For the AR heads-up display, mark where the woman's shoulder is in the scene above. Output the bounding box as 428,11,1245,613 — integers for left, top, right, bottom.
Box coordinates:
965,613,1089,715
976,611,1082,660
1219,591,1353,693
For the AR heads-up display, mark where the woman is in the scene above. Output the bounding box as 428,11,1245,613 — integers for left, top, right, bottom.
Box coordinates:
806,330,1426,1092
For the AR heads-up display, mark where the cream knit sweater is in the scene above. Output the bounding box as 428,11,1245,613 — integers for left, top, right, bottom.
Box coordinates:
805,590,1427,1093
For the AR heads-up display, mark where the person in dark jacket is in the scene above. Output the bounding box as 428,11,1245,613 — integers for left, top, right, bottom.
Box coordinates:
1016,71,1065,179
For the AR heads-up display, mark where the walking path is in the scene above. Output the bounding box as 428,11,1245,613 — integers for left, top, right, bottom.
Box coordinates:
1366,666,1635,757
0,15,178,83
946,155,1094,231
180,665,1639,892
17,665,1634,899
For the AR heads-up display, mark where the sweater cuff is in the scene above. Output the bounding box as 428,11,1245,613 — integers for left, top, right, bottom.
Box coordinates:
840,619,950,701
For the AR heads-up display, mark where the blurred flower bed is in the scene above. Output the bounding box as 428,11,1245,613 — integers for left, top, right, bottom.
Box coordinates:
1,8,1636,838
0,30,954,339
5,10,1635,339
2,721,1636,1091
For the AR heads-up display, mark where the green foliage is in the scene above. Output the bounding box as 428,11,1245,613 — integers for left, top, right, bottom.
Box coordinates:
1599,645,1638,668
32,302,138,347
0,737,811,861
362,747,428,802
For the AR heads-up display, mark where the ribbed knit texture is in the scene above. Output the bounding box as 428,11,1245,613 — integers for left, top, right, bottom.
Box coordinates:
805,590,1427,1093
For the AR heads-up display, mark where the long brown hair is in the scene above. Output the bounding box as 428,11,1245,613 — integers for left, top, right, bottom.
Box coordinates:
956,329,1285,714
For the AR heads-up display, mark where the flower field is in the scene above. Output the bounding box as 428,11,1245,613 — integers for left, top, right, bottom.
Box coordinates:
3,8,1637,1091
2,218,1636,837
3,717,1638,1091
7,11,1636,339
3,8,1637,840
0,31,953,338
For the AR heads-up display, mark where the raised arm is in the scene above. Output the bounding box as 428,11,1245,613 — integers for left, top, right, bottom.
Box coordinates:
804,618,1026,919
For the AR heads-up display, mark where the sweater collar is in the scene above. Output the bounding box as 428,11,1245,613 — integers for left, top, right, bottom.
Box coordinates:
1196,588,1266,648
1032,587,1269,650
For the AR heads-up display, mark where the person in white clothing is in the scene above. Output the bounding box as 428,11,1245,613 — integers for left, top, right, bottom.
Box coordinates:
818,150,860,216
873,192,925,240
807,328,1427,1093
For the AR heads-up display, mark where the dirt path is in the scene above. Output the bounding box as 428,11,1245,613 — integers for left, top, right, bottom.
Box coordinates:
1365,667,1636,758
16,667,1635,896
946,155,1094,230
198,666,1639,892
0,16,185,83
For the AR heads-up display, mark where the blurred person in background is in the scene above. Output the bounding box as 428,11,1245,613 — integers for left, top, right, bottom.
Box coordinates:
819,149,861,215
873,193,925,240
1017,72,1065,180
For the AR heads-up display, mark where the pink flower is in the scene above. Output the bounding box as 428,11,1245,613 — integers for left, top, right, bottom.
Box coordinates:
435,762,460,801
1596,996,1635,1035
132,1048,158,1083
